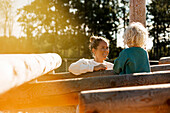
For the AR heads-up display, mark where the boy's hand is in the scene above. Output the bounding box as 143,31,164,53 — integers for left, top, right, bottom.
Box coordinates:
94,64,107,71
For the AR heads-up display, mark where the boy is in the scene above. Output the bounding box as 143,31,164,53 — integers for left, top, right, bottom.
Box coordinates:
113,22,150,74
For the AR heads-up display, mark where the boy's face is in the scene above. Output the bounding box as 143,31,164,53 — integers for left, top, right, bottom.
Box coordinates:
92,41,109,62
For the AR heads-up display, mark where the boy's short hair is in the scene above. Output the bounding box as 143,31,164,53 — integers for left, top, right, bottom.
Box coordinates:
123,22,148,48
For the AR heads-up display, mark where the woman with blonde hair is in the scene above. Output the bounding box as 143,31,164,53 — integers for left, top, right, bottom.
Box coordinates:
113,22,150,74
69,36,113,75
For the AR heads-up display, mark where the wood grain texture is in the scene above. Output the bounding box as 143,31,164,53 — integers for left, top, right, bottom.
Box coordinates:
0,71,170,110
37,65,170,81
1,106,77,113
159,57,170,64
79,84,170,113
37,70,115,81
0,53,62,95
151,64,170,72
0,89,78,110
130,0,146,26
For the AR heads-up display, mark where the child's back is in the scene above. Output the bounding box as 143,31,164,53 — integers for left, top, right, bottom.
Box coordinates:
113,22,151,75
113,47,150,74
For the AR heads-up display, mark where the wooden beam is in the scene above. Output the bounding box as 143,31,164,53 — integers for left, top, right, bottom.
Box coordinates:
151,64,170,72
0,91,78,110
0,71,170,110
4,106,77,113
79,83,170,113
37,65,170,81
159,57,170,64
149,60,159,65
130,0,146,26
0,53,62,95
37,70,115,81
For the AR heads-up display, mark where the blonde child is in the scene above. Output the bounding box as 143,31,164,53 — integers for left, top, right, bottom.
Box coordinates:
113,22,150,74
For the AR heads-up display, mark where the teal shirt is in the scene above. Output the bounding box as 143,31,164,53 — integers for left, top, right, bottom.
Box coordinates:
113,47,150,75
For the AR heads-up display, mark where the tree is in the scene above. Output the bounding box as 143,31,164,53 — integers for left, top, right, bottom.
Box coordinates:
147,0,170,59
70,0,121,58
17,0,124,59
17,0,74,54
0,0,14,37
119,0,129,31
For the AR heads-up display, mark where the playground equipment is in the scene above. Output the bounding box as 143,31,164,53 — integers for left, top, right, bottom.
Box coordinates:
0,0,169,112
0,54,169,112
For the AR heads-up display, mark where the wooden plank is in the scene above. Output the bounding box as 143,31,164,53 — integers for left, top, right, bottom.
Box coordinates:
0,71,170,110
0,53,62,95
30,71,170,95
37,70,115,81
159,57,170,64
149,60,159,65
2,106,77,113
79,83,170,113
0,90,78,110
151,64,170,72
37,65,170,81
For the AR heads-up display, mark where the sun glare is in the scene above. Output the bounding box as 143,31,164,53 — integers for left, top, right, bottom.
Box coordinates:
10,0,35,38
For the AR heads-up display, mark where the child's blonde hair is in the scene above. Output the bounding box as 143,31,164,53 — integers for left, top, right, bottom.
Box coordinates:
123,22,148,48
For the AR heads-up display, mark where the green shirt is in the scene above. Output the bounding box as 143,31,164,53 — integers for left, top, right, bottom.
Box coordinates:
113,47,150,75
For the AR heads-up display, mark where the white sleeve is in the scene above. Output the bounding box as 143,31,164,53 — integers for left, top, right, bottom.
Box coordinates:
68,59,94,75
105,62,114,70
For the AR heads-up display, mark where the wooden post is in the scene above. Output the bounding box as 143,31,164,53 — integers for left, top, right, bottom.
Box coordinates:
130,0,146,26
79,84,170,113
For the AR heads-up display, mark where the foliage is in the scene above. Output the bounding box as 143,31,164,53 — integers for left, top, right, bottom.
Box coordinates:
0,0,14,37
0,0,169,62
119,0,129,30
68,0,122,58
15,0,123,59
147,0,170,59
